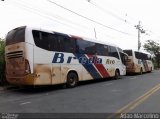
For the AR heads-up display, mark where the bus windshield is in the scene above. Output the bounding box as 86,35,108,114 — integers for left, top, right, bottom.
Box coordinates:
123,50,132,56
6,26,26,46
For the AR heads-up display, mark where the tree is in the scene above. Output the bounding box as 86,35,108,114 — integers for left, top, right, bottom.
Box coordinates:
0,38,5,85
143,40,160,68
0,38,5,52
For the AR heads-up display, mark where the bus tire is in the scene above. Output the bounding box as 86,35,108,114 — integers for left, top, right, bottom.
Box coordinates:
114,69,120,80
66,72,78,88
149,67,152,73
139,68,143,75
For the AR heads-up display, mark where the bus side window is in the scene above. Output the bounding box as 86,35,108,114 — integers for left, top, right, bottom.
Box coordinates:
76,39,85,54
32,30,43,49
41,32,50,50
104,45,109,56
85,41,96,55
33,30,53,51
120,52,128,65
109,46,119,59
76,39,96,55
58,35,76,53
96,43,108,56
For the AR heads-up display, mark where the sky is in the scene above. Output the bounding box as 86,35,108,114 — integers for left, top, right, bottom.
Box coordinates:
0,0,160,51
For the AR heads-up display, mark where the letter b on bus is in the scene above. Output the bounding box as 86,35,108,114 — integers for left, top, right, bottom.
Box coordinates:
52,53,64,63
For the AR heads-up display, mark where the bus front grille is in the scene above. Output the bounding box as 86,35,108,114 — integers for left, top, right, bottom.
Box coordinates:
6,51,23,59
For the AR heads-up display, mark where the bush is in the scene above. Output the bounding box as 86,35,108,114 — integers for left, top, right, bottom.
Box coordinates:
0,38,6,85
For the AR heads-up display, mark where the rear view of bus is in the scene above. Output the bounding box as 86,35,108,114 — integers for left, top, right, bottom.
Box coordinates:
5,26,33,85
123,50,135,73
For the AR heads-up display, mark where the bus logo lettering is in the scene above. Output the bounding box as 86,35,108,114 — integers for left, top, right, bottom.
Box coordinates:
87,57,102,64
52,53,102,64
52,53,64,63
106,59,115,64
79,57,87,64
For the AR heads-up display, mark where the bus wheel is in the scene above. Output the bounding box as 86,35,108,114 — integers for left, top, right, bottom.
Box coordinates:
139,68,143,75
114,70,120,80
150,67,152,72
66,72,78,88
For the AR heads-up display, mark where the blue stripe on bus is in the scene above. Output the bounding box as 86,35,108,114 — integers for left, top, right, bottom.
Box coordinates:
74,54,102,79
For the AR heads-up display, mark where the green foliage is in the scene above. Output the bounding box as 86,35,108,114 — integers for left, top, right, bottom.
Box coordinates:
0,38,6,85
0,38,5,61
143,40,160,68
143,40,160,55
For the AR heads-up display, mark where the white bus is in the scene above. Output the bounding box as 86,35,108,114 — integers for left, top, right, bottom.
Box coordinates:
123,49,154,74
5,26,126,87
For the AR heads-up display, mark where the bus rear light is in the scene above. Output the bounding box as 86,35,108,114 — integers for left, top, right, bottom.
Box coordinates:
25,59,31,74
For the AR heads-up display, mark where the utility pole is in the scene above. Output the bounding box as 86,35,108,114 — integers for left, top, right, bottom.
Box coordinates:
137,21,141,51
94,28,97,39
135,21,145,51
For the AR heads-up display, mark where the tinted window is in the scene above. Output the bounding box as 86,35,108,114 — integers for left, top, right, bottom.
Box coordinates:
126,51,149,60
96,43,108,56
104,45,109,56
123,50,133,56
120,52,127,65
142,54,148,60
58,33,76,53
135,52,142,59
135,52,148,60
32,30,76,53
109,46,119,59
118,48,123,53
6,26,26,46
32,30,55,51
138,53,148,60
76,40,96,55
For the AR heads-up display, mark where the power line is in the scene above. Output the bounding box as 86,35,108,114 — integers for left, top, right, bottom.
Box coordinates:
10,1,67,26
9,0,92,35
47,0,136,37
88,1,126,23
19,0,90,30
86,0,137,27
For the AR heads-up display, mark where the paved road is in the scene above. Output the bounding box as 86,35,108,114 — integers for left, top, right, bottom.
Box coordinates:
0,70,160,118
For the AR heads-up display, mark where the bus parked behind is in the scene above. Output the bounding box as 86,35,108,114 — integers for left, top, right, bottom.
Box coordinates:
123,49,153,74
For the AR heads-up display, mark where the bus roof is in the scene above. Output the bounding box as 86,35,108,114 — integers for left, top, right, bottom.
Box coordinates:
24,26,119,48
124,49,152,56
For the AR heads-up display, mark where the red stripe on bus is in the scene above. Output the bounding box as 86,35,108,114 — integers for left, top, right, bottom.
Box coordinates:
94,64,110,78
87,55,110,78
